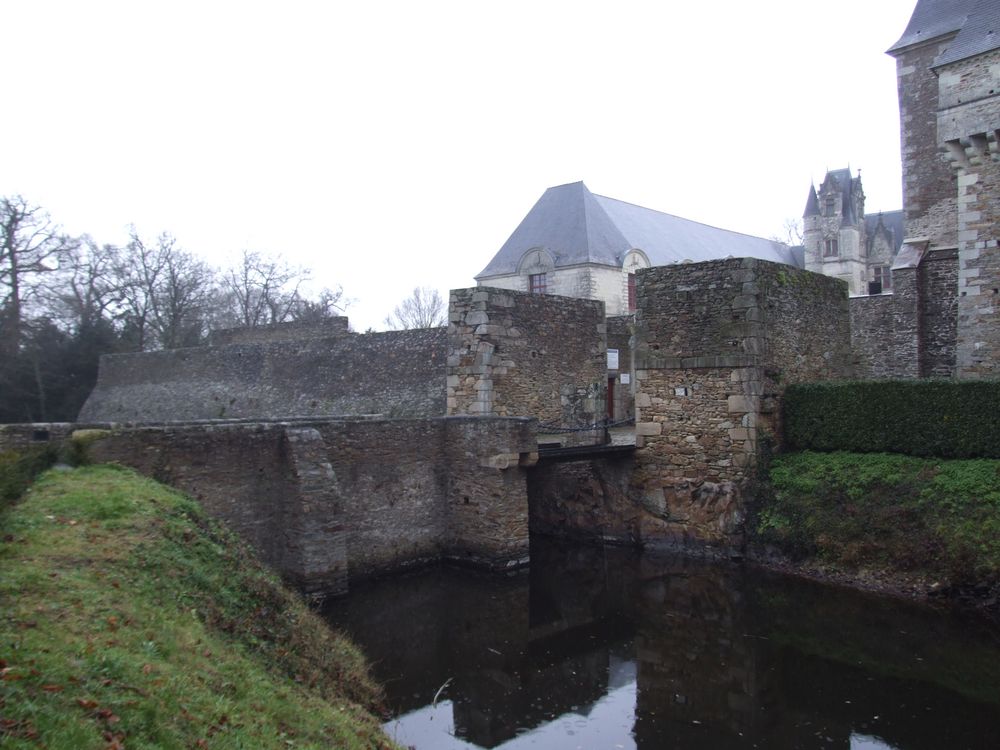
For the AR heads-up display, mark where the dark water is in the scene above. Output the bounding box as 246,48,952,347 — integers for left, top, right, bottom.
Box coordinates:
323,539,1000,749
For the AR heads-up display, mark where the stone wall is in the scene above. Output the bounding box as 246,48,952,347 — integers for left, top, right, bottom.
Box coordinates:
447,287,607,445
919,248,959,377
948,128,1000,379
2,416,536,598
209,317,352,345
624,259,850,552
528,456,637,543
79,327,448,422
893,35,959,239
849,248,959,379
850,295,895,379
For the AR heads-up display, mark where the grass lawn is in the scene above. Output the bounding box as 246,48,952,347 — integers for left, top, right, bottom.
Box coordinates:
0,464,396,749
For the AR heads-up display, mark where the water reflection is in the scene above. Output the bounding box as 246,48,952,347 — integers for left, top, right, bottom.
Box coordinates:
324,539,1000,749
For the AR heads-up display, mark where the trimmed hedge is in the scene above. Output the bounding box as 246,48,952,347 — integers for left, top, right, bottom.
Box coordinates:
783,380,1000,458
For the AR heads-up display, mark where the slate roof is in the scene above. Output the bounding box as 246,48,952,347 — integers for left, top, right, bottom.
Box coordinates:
888,0,1000,66
934,0,1000,67
864,210,906,257
803,185,820,218
888,0,969,53
476,182,799,279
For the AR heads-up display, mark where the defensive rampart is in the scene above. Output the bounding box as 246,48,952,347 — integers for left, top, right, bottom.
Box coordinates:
0,416,536,599
78,326,448,422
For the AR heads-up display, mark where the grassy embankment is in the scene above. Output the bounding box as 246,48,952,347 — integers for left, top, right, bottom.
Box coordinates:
753,450,1000,598
0,451,397,749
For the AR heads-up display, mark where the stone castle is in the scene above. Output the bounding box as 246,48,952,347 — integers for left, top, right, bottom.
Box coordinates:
1,0,996,599
475,0,999,382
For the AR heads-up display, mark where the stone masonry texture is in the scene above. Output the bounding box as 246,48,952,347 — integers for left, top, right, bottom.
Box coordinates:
78,327,448,422
894,35,959,236
447,287,607,445
3,416,537,598
625,259,850,552
209,317,352,345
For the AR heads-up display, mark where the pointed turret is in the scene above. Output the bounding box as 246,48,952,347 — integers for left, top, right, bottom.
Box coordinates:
803,185,820,218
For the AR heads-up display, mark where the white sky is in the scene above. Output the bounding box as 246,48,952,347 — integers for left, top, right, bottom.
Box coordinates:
2,0,917,332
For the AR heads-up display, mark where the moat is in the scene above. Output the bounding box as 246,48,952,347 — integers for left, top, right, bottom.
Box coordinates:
325,539,1000,750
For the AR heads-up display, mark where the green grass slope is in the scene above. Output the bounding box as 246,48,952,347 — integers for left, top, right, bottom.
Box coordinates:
754,451,1000,589
0,464,396,749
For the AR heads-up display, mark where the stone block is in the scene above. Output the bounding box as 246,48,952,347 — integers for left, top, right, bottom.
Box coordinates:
474,324,505,336
727,395,751,413
635,422,663,436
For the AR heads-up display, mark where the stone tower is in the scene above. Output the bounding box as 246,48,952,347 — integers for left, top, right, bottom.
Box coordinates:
888,0,1000,379
803,168,868,295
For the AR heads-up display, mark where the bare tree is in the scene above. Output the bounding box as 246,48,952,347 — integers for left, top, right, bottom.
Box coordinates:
384,286,447,330
116,229,214,350
286,286,347,323
771,218,804,246
0,195,77,357
218,250,307,327
45,236,122,333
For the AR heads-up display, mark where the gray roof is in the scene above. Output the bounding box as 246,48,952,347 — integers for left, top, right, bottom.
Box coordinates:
864,210,906,257
803,185,820,218
888,0,969,53
477,181,798,279
888,0,1000,66
934,0,1000,66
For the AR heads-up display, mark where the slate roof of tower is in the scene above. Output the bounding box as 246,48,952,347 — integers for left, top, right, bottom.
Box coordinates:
803,185,821,217
888,0,970,53
476,182,798,279
934,0,1000,66
888,0,1000,66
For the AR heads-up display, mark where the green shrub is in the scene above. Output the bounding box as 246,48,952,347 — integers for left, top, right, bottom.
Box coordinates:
783,380,1000,458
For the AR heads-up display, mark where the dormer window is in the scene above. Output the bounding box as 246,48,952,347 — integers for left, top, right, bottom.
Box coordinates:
824,238,839,257
823,197,836,217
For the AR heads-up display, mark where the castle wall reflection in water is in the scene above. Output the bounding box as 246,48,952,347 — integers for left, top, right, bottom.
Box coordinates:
324,539,1000,749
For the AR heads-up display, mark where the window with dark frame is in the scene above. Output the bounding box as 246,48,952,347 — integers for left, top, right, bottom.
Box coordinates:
529,272,547,294
823,197,836,217
824,238,839,257
627,273,636,311
873,265,892,291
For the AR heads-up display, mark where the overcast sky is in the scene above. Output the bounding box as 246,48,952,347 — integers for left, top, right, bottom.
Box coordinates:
3,0,918,331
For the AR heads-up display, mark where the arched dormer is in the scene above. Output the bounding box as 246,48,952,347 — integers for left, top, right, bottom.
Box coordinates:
518,248,555,294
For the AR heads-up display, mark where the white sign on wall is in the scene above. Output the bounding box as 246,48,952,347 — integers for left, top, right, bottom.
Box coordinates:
620,373,630,385
607,349,619,370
